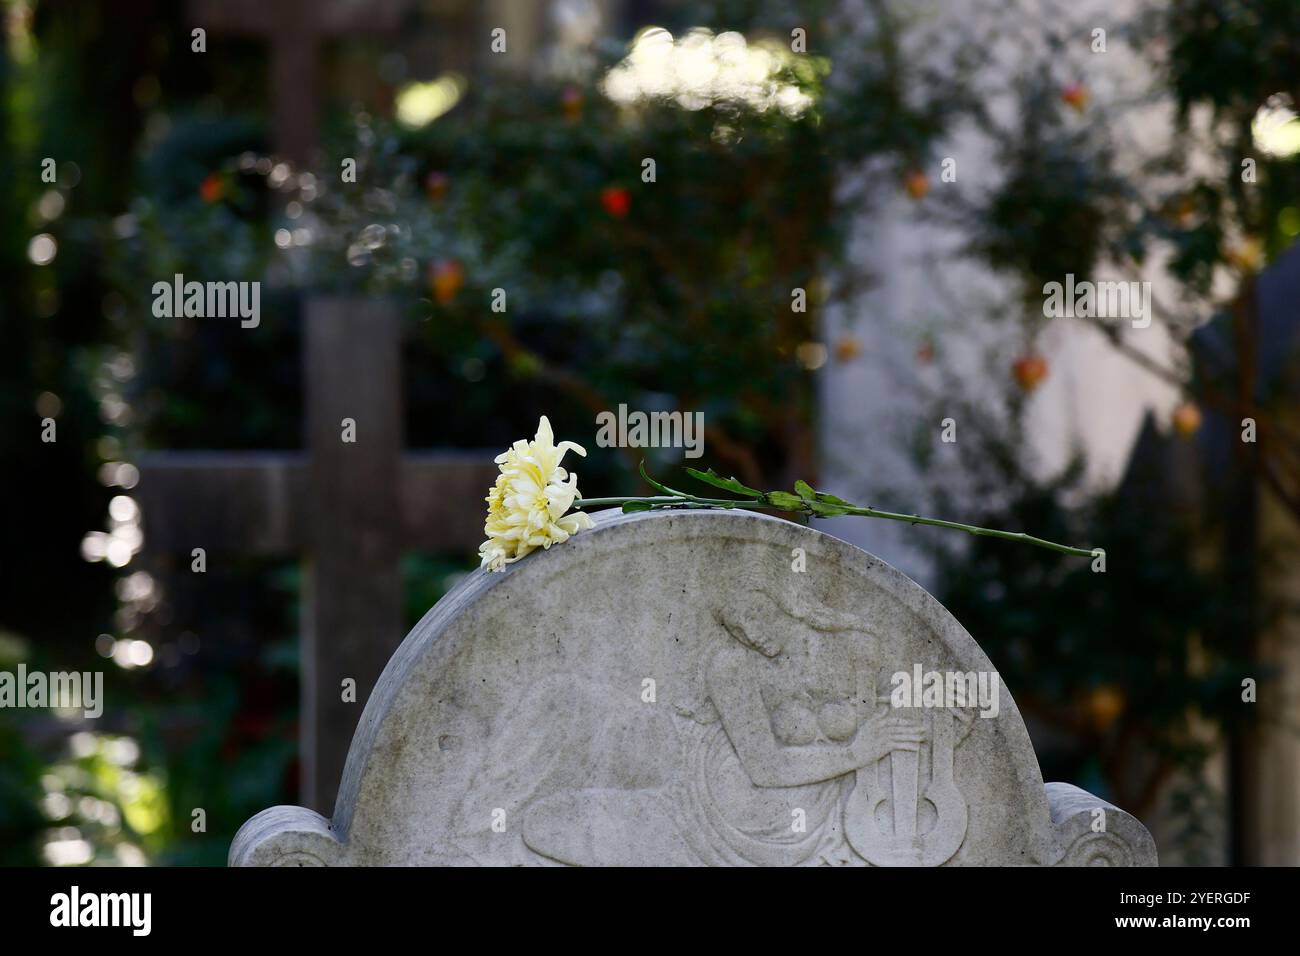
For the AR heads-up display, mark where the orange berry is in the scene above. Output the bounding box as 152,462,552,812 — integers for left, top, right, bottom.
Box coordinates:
1172,401,1202,437
1086,685,1125,730
430,258,464,304
199,173,224,204
1012,352,1049,391
904,169,929,201
834,336,862,362
1061,82,1089,112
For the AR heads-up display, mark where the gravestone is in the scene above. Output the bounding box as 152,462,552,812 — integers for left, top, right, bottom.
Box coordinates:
230,509,1158,866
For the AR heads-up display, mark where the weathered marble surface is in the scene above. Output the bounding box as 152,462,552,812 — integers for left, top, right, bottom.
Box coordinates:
230,509,1157,866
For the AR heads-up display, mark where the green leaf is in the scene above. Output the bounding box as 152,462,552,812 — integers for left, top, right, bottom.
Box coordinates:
794,480,816,501
807,499,851,517
684,467,762,498
621,500,654,513
765,491,804,511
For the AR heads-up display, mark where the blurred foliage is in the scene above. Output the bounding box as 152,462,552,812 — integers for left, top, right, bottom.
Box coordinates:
1162,0,1300,115
104,3,974,490
960,72,1133,301
0,720,43,866
39,732,169,866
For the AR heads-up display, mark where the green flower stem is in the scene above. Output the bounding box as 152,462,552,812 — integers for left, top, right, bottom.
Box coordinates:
837,505,1097,558
572,495,1098,559
574,495,759,509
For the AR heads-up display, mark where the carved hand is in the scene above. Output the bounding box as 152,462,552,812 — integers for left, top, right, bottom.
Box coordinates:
853,710,927,765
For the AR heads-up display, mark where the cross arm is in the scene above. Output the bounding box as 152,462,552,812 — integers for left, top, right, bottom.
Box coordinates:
135,451,308,555
135,450,499,557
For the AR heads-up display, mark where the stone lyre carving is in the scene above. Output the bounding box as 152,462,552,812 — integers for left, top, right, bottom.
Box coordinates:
845,688,972,866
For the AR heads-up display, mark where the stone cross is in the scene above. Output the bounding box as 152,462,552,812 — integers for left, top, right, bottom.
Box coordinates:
136,298,497,812
188,0,409,163
229,509,1158,865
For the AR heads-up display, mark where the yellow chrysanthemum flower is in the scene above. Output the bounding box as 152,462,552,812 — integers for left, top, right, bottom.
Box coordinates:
478,416,596,571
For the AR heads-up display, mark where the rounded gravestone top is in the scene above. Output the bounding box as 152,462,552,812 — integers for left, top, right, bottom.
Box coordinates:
231,508,1156,866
